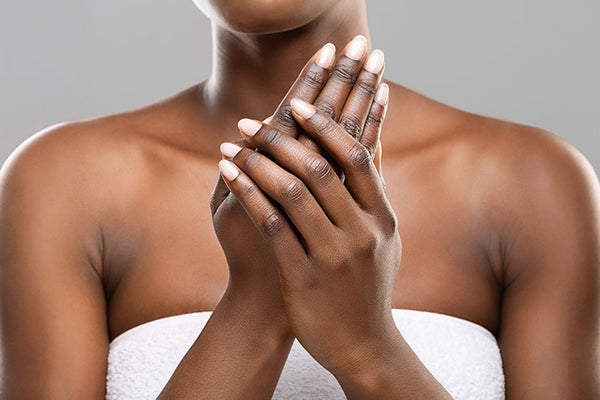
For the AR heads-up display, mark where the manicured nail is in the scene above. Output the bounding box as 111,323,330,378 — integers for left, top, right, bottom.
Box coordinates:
220,142,243,159
345,35,368,60
218,159,240,181
237,118,262,137
375,83,389,105
365,50,385,74
290,98,316,119
315,43,336,68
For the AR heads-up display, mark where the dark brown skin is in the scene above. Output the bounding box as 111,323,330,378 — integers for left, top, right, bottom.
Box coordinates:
1,0,599,398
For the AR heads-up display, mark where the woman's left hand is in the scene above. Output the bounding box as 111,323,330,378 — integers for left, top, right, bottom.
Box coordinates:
218,88,403,378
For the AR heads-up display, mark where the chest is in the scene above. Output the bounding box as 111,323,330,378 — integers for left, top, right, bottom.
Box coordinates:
102,156,502,341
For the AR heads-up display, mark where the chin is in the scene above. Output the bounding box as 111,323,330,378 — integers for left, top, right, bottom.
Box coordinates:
193,0,340,34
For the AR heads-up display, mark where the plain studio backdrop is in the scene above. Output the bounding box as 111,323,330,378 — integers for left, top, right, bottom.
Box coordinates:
0,1,599,173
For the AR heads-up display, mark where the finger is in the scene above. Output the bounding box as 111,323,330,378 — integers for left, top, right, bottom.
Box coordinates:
312,35,368,122
217,160,306,261
270,43,336,137
210,139,251,214
237,118,361,227
220,144,337,249
360,83,389,158
338,50,385,140
290,99,387,211
297,36,368,157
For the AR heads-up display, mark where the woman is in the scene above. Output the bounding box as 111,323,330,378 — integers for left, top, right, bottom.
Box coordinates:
1,0,598,399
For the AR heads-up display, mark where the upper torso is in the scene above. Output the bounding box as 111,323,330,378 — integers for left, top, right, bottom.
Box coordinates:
69,81,526,341
4,76,597,400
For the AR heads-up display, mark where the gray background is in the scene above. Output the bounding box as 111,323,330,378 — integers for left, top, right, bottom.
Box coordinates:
1,1,599,172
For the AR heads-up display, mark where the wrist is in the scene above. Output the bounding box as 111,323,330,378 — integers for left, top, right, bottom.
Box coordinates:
218,285,293,340
331,326,452,399
330,324,404,388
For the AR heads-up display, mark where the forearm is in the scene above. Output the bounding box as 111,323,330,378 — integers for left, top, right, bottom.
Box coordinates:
157,289,293,399
333,329,453,400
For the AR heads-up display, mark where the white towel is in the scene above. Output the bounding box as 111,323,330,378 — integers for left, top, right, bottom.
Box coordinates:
106,309,505,399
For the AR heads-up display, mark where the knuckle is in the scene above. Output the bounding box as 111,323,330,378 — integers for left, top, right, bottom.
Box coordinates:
260,210,286,238
358,233,379,256
280,178,307,204
382,209,399,236
239,149,261,169
366,106,385,126
371,206,398,236
339,117,363,139
315,102,337,120
273,104,297,130
303,67,327,90
238,180,258,199
332,61,358,85
309,109,337,134
261,127,283,149
347,145,372,172
355,80,377,97
304,155,334,183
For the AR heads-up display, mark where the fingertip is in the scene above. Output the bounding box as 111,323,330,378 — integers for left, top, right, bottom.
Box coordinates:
375,83,389,106
315,43,336,68
290,98,317,120
365,49,385,74
220,142,243,159
218,159,240,181
345,35,368,61
238,118,262,137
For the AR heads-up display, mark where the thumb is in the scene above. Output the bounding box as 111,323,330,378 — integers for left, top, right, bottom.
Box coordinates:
210,173,230,215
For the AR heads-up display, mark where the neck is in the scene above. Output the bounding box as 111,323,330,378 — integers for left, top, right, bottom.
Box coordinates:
200,1,370,129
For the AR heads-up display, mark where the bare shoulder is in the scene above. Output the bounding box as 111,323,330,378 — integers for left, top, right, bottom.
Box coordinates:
388,82,599,203
0,93,185,400
387,82,599,281
452,101,600,224
1,85,204,213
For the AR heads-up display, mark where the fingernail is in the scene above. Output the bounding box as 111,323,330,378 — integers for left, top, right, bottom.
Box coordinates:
315,43,336,68
218,159,240,181
345,35,368,60
220,142,243,159
290,98,316,119
237,118,262,137
375,83,389,105
365,50,385,74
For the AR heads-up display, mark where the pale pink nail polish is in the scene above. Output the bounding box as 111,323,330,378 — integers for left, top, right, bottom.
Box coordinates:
365,50,385,74
218,159,240,181
290,99,316,119
220,142,243,159
375,84,389,105
315,43,336,68
345,35,368,60
237,118,262,136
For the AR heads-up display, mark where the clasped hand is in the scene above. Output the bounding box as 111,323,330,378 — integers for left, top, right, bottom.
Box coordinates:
210,36,402,380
